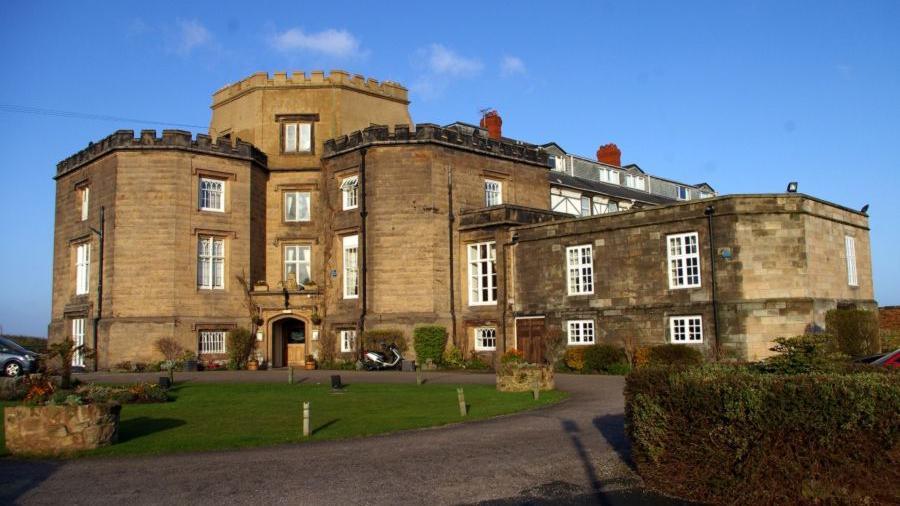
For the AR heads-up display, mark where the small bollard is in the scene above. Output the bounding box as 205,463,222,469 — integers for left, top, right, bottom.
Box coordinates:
302,401,310,437
532,379,540,400
416,367,423,386
168,366,175,384
288,366,294,385
457,387,467,417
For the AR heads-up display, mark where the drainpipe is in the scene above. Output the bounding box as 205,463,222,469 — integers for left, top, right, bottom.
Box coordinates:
90,206,105,372
447,167,457,344
704,205,721,361
358,148,368,349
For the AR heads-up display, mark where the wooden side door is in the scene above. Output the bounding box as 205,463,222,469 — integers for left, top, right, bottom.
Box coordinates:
516,317,546,364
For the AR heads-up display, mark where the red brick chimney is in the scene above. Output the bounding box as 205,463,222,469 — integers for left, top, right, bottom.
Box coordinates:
480,110,502,140
596,143,621,166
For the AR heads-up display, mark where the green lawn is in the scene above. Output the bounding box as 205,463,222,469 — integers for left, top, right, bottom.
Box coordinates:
1,382,565,458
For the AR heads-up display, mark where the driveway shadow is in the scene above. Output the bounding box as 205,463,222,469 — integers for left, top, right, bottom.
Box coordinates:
0,460,60,504
592,414,634,470
117,417,186,443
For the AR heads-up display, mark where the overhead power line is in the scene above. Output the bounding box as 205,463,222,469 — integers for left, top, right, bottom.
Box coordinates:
0,104,206,129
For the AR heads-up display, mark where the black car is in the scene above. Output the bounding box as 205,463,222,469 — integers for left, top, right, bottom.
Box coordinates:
0,336,39,377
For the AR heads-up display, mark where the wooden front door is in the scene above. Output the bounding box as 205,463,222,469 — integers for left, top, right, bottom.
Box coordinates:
516,317,546,364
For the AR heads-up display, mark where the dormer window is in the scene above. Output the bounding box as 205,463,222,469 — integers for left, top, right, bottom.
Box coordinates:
676,186,690,201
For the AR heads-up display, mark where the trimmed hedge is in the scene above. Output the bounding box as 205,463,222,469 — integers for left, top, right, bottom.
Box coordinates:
625,366,900,504
583,344,629,374
361,328,408,354
413,325,447,365
646,344,704,367
826,308,880,357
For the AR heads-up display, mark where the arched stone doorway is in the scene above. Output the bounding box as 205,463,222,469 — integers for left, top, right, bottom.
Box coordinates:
271,316,307,368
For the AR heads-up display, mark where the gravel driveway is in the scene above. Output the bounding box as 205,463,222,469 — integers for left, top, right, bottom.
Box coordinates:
1,371,680,505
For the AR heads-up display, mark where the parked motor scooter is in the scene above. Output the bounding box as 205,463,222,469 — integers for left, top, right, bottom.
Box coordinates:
362,343,403,371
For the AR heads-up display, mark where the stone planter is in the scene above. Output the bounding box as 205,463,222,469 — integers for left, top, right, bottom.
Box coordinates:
4,403,121,456
496,364,555,392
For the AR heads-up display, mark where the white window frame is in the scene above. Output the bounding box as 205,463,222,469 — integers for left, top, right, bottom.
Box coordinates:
474,327,497,351
79,186,90,221
567,320,595,345
199,330,227,354
75,242,91,295
283,122,312,153
676,186,690,201
284,245,311,286
197,236,225,290
670,315,703,343
199,177,225,212
341,175,359,210
71,318,85,367
566,245,594,295
467,241,497,306
845,236,858,287
340,329,357,353
343,235,359,299
667,232,701,289
284,191,311,222
580,196,591,217
484,179,502,207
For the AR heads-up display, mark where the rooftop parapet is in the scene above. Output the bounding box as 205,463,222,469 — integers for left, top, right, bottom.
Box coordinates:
323,123,549,166
211,70,409,106
55,129,267,177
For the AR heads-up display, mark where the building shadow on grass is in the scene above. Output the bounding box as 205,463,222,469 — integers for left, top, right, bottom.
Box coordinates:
592,414,634,471
117,417,186,443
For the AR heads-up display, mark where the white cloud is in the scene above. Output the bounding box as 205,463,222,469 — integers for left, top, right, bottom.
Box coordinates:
269,28,361,58
500,56,526,76
423,44,483,76
172,19,213,56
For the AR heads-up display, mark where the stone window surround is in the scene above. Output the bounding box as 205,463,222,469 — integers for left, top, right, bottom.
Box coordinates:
74,241,91,296
845,235,858,287
276,113,319,155
199,330,227,354
342,234,359,299
197,235,226,290
340,329,357,353
474,326,497,351
284,190,311,222
467,241,497,306
566,244,594,296
567,320,595,345
669,315,703,343
340,175,359,210
283,243,312,287
667,232,701,289
194,168,236,214
484,179,502,207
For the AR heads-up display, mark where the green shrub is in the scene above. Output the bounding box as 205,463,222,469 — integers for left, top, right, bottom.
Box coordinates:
646,344,704,367
756,334,847,374
583,344,628,374
361,328,408,354
826,308,880,357
464,353,491,370
413,325,447,365
625,366,900,504
442,344,465,369
227,327,256,370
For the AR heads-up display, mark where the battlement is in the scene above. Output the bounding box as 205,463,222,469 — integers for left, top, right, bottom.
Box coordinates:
322,124,549,166
56,129,267,177
211,70,409,106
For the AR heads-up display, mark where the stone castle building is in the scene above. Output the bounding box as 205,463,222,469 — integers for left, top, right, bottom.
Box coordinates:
49,71,875,369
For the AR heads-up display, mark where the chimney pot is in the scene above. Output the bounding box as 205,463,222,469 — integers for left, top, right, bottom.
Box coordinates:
480,110,502,140
596,143,621,166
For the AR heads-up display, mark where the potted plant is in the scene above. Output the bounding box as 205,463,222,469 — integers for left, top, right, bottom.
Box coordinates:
181,350,198,372
311,310,322,326
305,355,317,370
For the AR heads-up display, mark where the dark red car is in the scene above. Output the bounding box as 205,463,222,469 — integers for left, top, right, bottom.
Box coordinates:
871,349,900,368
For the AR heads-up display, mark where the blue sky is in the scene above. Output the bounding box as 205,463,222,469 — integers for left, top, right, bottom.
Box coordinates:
0,1,897,336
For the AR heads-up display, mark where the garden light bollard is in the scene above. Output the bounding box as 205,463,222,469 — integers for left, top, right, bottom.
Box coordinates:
288,366,294,385
302,402,310,437
416,367,423,385
532,378,540,400
457,387,467,416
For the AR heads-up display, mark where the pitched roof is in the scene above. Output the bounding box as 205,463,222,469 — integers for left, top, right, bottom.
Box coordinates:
548,171,676,205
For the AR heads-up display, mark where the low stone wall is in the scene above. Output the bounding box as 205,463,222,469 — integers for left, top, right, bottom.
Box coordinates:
496,364,555,392
4,404,121,456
